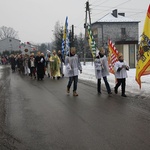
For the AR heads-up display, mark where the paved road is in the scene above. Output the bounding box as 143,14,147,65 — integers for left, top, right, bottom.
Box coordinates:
1,66,150,150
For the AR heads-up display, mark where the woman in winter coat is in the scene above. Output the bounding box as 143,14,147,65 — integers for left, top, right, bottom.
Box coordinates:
94,48,112,95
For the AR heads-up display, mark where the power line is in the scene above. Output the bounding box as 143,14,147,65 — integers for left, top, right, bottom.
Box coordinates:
91,0,104,5
90,0,132,17
91,5,146,12
91,0,113,9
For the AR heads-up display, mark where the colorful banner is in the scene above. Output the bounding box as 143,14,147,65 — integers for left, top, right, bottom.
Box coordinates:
135,5,150,88
87,25,97,58
108,39,119,74
62,16,70,55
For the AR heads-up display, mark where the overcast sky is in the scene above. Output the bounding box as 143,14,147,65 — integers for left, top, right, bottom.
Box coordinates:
0,0,149,44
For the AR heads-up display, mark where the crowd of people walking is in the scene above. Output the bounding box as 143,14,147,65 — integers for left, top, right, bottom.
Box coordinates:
8,46,129,97
9,50,65,81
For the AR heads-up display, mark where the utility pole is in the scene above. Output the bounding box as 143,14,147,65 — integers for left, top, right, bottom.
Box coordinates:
69,25,74,48
84,0,91,65
71,25,74,47
87,1,92,25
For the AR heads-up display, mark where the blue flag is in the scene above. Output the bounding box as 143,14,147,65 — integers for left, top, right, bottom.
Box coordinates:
62,16,70,55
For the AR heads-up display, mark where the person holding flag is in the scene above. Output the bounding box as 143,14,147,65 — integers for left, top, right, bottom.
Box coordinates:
114,53,129,97
94,47,112,95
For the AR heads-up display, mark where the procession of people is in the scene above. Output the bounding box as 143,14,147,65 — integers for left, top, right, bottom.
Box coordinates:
8,46,129,97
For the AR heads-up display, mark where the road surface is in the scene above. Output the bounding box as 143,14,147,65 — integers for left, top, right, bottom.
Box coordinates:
0,65,150,150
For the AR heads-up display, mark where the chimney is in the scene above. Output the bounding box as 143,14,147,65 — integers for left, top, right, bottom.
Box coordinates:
118,13,125,16
112,9,118,18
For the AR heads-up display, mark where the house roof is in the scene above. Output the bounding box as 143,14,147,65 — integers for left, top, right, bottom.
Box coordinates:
95,12,139,23
0,37,21,42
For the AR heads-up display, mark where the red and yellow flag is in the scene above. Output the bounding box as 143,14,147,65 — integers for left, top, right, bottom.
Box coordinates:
108,39,119,74
135,5,150,89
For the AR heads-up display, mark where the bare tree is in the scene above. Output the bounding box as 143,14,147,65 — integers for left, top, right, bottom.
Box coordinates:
52,21,63,51
0,26,19,40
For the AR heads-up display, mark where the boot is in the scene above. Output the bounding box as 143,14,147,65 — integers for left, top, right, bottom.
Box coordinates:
67,87,70,93
73,91,78,96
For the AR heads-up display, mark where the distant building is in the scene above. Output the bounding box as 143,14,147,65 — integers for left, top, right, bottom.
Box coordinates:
0,37,21,53
20,42,38,55
91,9,140,68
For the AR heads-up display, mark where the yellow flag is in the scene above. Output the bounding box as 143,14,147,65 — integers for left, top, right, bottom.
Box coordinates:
135,5,150,88
63,17,68,40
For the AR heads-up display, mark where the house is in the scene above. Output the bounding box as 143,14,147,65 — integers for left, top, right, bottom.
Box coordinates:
91,9,140,68
20,42,38,55
0,37,21,53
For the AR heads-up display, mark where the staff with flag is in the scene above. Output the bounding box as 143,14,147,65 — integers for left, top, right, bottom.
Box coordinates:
87,24,97,58
108,39,119,74
135,4,150,89
62,16,70,56
108,39,130,97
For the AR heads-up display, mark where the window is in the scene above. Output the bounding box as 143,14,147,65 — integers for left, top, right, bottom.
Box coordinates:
129,44,135,68
121,28,126,36
115,44,123,54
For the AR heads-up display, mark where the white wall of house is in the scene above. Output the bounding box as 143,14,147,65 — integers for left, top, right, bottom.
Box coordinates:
0,38,21,53
116,44,137,68
123,44,129,65
21,45,32,55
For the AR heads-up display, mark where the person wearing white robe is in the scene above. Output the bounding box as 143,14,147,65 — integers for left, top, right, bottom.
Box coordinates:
114,53,129,97
94,48,112,94
65,47,82,96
